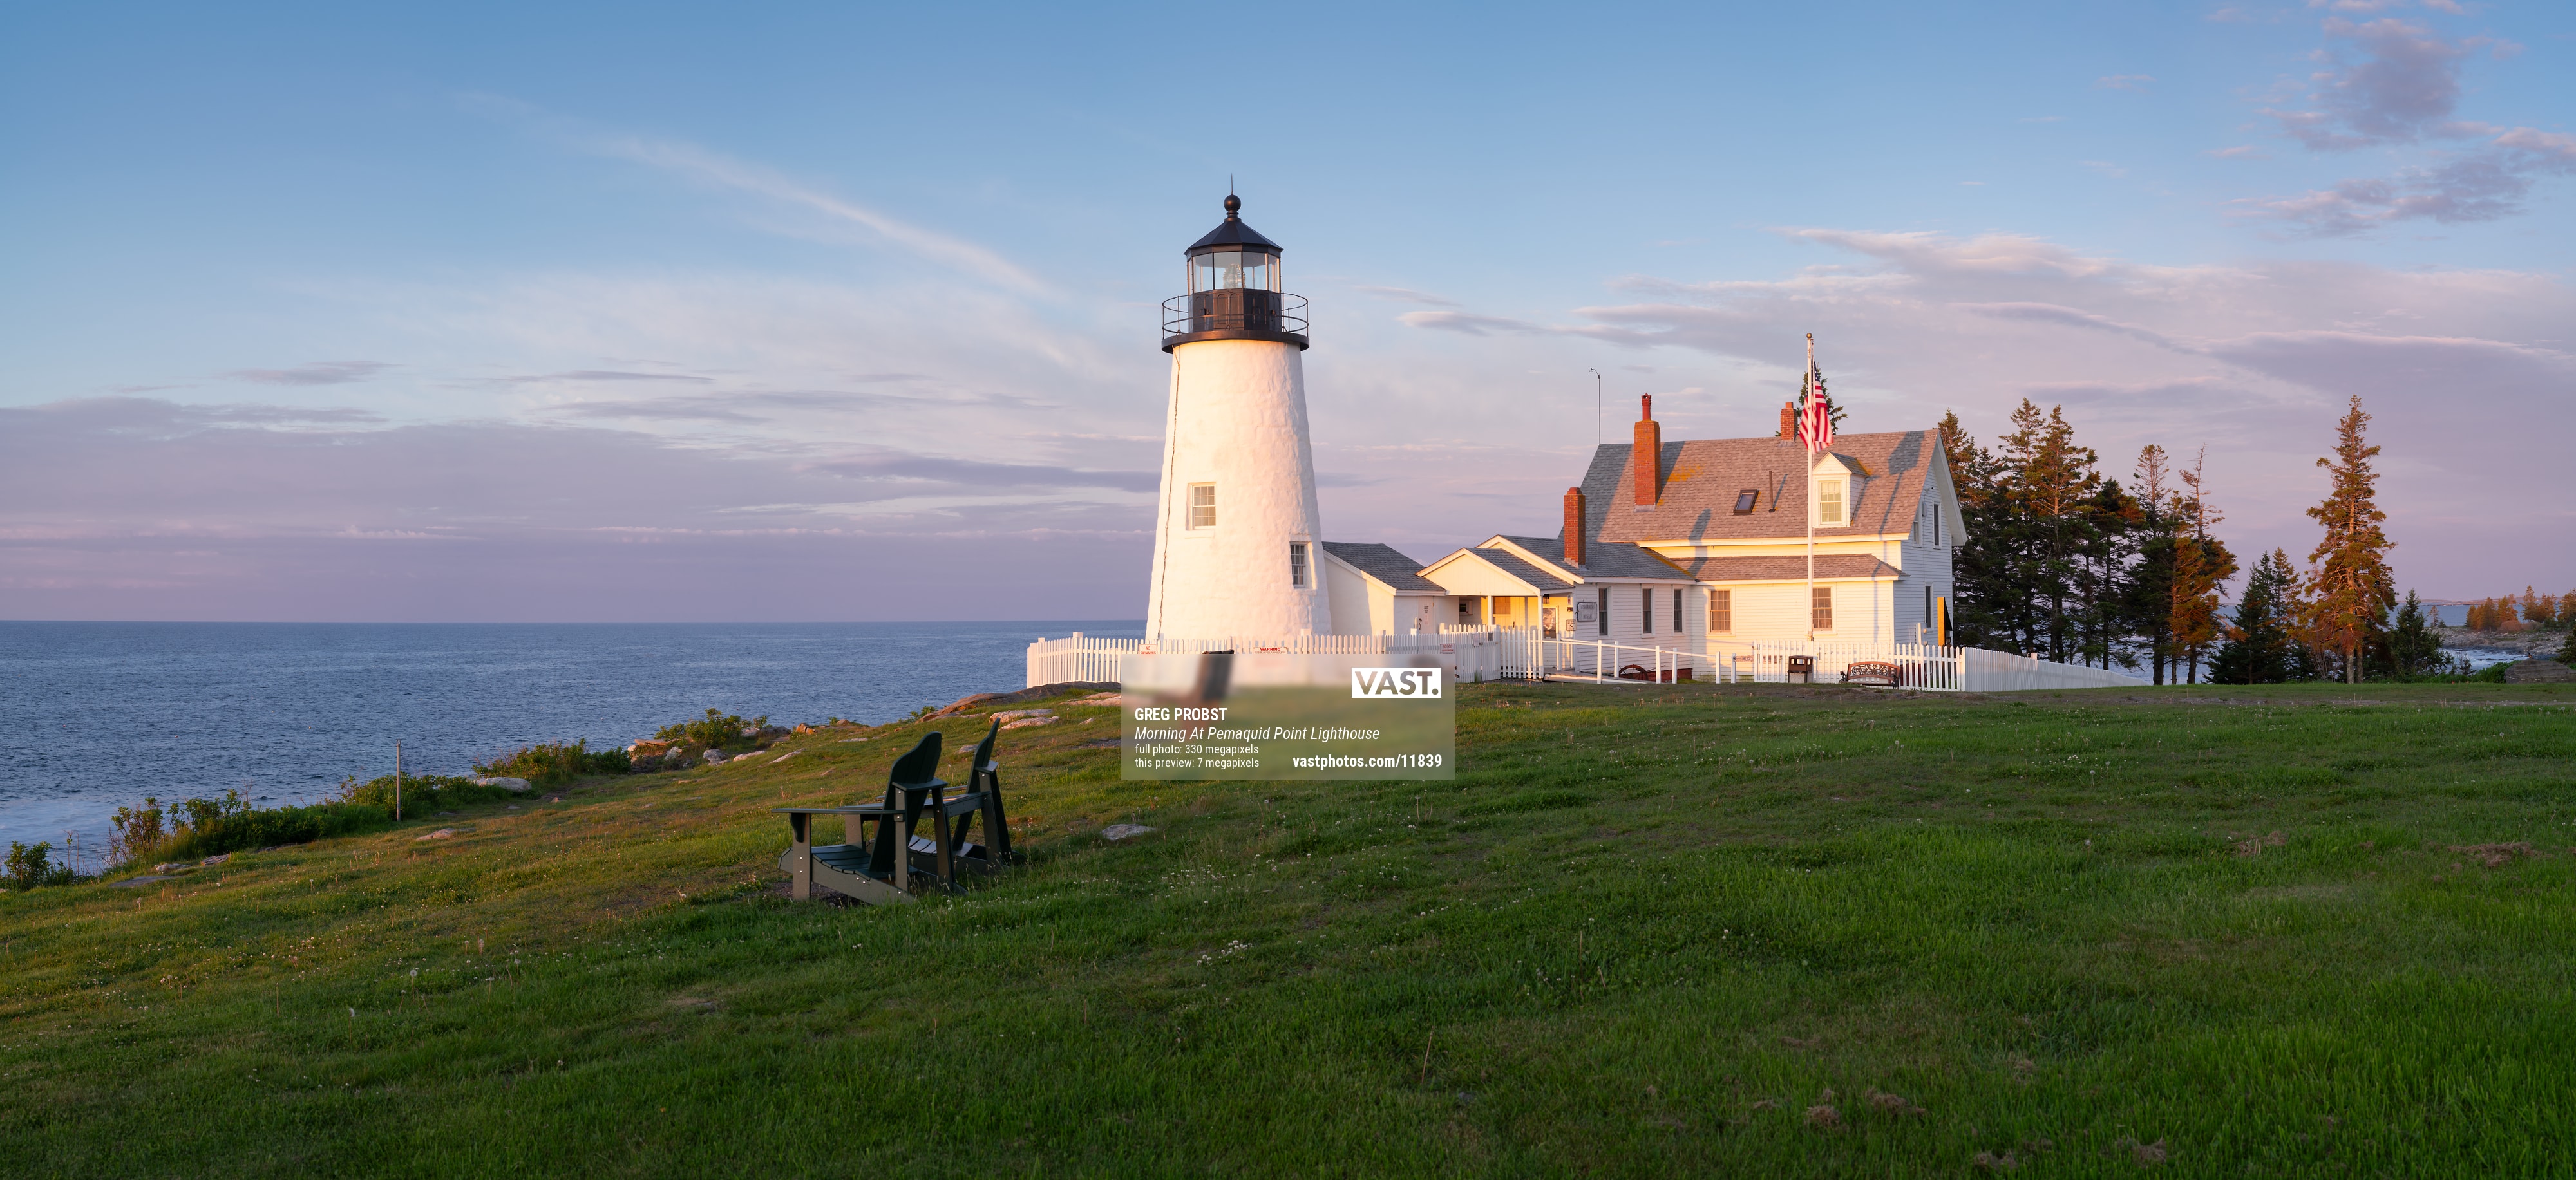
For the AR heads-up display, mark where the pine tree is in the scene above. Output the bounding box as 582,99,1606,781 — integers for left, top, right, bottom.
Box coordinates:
2300,396,2395,684
2170,449,2237,684
1939,411,2018,653
2129,446,2178,684
2214,548,2302,684
2385,590,2443,678
1996,401,2103,663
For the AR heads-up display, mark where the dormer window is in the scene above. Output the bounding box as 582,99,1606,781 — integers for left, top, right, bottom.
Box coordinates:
1817,478,1846,527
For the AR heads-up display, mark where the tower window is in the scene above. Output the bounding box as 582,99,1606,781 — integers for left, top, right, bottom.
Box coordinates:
1812,586,1835,632
1187,483,1215,529
1817,478,1845,526
1708,589,1731,633
1289,543,1309,588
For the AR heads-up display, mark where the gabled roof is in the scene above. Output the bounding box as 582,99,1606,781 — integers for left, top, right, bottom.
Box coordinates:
1678,554,1902,582
1448,547,1576,593
1319,541,1443,593
1573,429,1944,547
1488,535,1695,583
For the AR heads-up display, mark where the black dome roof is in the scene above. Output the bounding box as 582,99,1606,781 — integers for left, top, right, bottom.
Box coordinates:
1186,193,1283,255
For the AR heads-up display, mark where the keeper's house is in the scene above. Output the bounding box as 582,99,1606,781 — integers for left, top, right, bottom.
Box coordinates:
1322,396,1963,653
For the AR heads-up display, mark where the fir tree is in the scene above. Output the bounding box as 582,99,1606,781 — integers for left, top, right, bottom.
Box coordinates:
2129,445,2178,684
2300,396,2395,684
2169,449,2236,684
2385,591,2444,678
2213,549,2303,684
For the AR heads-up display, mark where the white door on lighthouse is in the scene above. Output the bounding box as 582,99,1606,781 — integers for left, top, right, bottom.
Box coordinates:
1144,195,1332,641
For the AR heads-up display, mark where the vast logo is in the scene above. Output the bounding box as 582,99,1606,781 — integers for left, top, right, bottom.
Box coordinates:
1349,667,1444,698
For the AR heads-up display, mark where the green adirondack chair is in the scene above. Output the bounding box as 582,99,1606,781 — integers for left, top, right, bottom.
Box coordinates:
916,718,1016,873
773,731,950,904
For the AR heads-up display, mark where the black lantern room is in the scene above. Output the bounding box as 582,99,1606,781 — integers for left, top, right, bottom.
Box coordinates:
1162,194,1309,351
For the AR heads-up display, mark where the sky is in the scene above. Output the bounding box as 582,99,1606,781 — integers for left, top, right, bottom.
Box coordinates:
3,0,2570,622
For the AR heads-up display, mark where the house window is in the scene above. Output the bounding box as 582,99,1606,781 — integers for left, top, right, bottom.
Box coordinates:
1642,588,1653,634
1708,589,1731,633
1289,542,1309,588
1597,587,1610,637
1817,478,1844,526
1812,586,1834,632
1933,508,1942,545
1924,584,1933,632
1732,489,1758,514
1672,588,1683,633
1186,483,1215,529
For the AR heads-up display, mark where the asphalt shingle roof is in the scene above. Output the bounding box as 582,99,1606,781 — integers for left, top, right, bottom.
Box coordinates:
1449,547,1577,593
1319,541,1443,593
1492,536,1694,582
1571,429,1942,548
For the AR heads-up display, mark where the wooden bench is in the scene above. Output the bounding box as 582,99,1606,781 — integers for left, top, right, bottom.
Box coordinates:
1841,660,1902,688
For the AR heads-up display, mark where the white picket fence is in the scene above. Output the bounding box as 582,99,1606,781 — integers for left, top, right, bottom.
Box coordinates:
1026,628,2146,692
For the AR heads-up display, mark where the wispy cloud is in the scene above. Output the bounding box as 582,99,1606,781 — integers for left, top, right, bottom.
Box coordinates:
223,361,390,386
2097,74,2156,91
483,370,716,385
1352,285,1460,306
2207,145,2271,159
2235,17,2567,235
463,95,1043,294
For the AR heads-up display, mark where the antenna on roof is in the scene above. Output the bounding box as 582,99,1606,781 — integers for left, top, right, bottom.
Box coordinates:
1587,368,1602,445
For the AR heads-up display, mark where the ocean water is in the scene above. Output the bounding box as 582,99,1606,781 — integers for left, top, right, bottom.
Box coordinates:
0,621,1138,865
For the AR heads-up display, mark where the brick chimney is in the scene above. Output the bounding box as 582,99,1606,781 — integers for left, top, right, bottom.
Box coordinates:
1562,487,1584,567
1632,395,1662,506
1779,400,1797,440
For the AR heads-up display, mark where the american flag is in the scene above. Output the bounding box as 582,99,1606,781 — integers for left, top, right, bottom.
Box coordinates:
1797,361,1832,454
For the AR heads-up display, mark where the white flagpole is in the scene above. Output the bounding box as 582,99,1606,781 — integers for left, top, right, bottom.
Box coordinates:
1804,333,1816,644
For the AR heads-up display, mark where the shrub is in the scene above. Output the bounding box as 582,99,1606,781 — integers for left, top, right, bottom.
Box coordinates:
654,709,769,753
334,774,520,814
6,841,79,889
151,800,395,864
109,799,167,866
474,740,630,787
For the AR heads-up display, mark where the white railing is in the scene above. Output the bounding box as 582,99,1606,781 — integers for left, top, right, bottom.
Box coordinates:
1028,630,2148,692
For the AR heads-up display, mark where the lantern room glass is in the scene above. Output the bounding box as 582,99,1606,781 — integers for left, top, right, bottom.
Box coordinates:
1189,250,1279,294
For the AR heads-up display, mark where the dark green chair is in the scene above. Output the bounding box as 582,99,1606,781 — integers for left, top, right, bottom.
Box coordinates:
921,718,1016,873
773,731,950,904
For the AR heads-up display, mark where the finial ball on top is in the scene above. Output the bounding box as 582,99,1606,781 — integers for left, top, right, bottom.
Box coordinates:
1223,193,1242,217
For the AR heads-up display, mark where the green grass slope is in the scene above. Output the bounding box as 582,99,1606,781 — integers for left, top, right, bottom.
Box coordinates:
5,681,2573,1176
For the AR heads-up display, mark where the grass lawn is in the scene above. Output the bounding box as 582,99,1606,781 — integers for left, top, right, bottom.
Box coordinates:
5,680,2574,1176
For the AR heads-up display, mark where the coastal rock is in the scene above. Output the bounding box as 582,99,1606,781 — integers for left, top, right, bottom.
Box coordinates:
1101,824,1156,841
1003,717,1057,730
415,828,456,841
475,776,532,792
766,751,801,765
704,750,730,764
200,854,230,866
154,861,188,873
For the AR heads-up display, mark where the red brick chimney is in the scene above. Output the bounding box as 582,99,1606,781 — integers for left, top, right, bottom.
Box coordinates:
1562,487,1585,567
1632,395,1662,506
1778,400,1797,440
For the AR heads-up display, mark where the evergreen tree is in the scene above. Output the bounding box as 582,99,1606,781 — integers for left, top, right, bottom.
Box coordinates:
2169,449,2237,684
1995,400,2103,662
2213,549,2302,684
1939,411,2020,653
2300,396,2395,684
2129,445,2179,684
2385,590,2444,678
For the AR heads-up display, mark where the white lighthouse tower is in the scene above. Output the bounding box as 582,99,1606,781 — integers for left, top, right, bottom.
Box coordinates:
1142,194,1332,641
